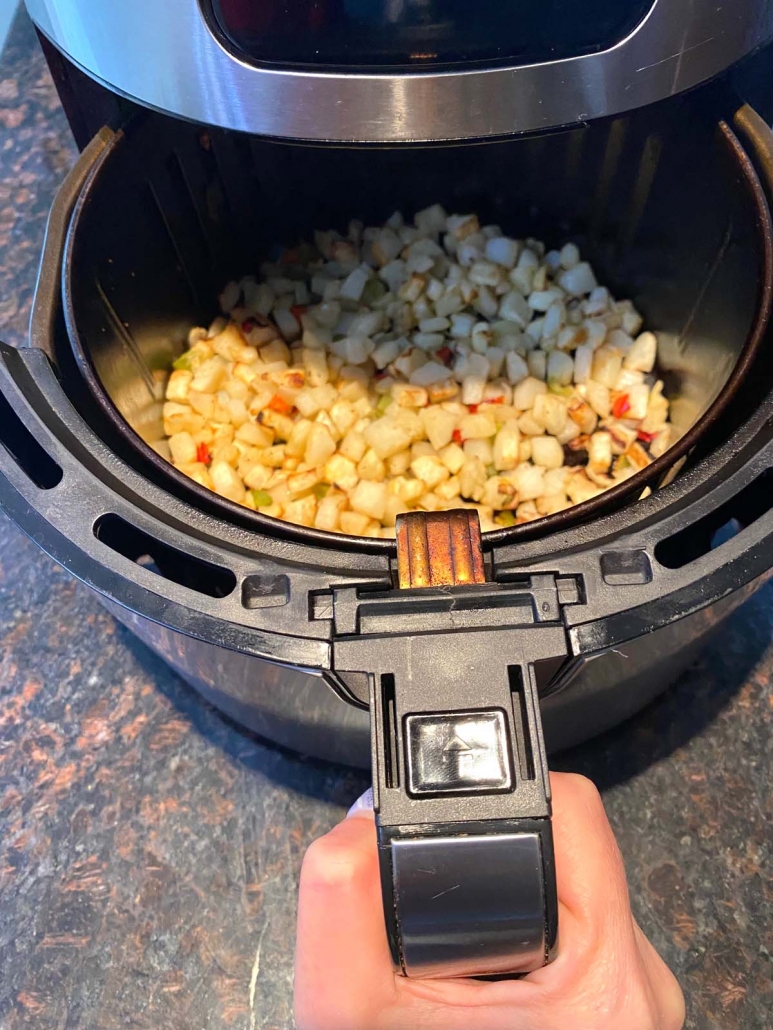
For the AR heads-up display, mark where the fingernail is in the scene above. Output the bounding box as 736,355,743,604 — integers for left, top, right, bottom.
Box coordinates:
347,787,374,818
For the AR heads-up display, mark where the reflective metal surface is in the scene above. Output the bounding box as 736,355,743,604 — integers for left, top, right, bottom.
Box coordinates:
25,0,773,142
392,833,546,977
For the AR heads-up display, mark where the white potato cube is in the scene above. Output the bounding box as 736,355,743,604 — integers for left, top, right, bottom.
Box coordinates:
493,422,521,471
624,331,657,373
350,480,388,520
513,376,548,411
558,262,598,297
211,460,246,503
485,237,520,268
505,351,529,385
531,435,564,469
364,417,414,459
510,462,545,502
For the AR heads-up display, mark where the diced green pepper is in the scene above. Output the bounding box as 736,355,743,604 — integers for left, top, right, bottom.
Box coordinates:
547,381,573,397
376,394,392,414
361,278,387,306
252,489,273,507
496,510,517,527
172,352,194,371
313,483,331,499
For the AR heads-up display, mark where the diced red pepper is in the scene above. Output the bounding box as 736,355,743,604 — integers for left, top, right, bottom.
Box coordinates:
267,394,294,416
290,305,307,322
242,318,257,334
452,429,464,445
612,393,631,419
637,429,656,443
488,396,504,405
436,346,454,366
196,442,211,465
468,404,479,414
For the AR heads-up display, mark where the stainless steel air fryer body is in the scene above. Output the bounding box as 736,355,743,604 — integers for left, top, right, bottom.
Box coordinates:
24,0,773,142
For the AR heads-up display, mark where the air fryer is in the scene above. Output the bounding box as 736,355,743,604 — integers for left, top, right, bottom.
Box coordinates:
3,0,773,983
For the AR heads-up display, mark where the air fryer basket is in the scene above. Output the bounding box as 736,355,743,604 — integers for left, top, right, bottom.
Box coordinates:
61,89,771,549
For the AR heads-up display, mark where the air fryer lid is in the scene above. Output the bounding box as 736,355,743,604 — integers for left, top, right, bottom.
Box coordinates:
25,0,773,141
63,92,771,552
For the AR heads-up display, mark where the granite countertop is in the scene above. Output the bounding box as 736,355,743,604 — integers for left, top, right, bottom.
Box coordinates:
0,10,771,1029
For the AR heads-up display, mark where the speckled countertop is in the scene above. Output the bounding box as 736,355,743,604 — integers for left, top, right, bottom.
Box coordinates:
0,10,771,1030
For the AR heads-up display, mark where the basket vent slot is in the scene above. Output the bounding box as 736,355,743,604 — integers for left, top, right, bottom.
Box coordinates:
0,390,62,489
655,468,773,569
94,513,236,598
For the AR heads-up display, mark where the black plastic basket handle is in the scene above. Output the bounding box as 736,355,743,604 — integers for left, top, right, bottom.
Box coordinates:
339,510,559,979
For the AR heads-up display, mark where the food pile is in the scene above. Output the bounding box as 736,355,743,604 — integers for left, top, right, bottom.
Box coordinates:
159,205,672,537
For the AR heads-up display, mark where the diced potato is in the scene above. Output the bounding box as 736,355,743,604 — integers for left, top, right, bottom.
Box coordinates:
325,454,359,491
624,331,657,373
588,431,613,473
350,480,388,520
303,348,330,386
364,417,414,459
212,324,247,362
531,435,564,469
389,476,425,504
459,412,497,440
166,369,193,402
481,476,518,510
261,445,287,468
165,213,670,535
512,376,547,411
591,346,623,389
177,462,213,490
340,429,368,463
284,494,318,526
411,455,450,489
163,402,204,437
547,350,573,388
259,408,295,441
585,380,611,419
191,356,229,394
358,449,387,481
387,450,412,476
510,462,545,502
532,393,568,436
438,442,466,474
493,421,521,471
568,397,598,435
435,476,461,502
285,419,314,458
459,456,487,501
640,381,669,434
305,423,337,466
169,431,198,465
242,460,272,492
315,492,348,531
287,468,324,498
420,406,458,451
211,460,246,503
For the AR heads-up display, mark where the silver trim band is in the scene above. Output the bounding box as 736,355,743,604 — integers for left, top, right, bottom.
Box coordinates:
25,0,773,142
391,832,547,978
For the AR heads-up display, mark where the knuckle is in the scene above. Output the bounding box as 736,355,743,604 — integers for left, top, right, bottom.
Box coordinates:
300,833,372,896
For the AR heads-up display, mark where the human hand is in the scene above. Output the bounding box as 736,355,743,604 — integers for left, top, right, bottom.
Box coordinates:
295,773,685,1030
